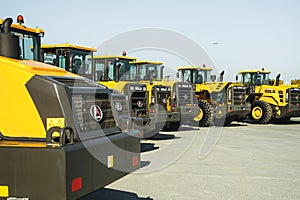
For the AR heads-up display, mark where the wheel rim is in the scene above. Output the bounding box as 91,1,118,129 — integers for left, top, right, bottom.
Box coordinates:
252,106,263,119
195,108,204,121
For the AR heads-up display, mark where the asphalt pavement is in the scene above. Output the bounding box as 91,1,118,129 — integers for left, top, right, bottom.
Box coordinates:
80,119,300,200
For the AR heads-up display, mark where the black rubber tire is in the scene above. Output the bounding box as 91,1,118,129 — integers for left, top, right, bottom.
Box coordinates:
250,100,273,124
198,100,213,127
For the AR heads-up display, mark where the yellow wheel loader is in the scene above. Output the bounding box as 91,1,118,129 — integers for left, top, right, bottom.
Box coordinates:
92,55,155,138
41,45,144,135
237,69,300,123
131,60,199,131
291,79,300,87
177,66,251,126
41,43,96,79
0,16,140,200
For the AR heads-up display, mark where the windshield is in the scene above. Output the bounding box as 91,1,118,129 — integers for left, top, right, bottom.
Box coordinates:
180,69,191,82
256,73,270,85
94,58,135,81
136,64,163,81
241,72,270,85
72,52,93,78
43,48,94,79
11,31,41,61
180,69,212,83
196,69,211,83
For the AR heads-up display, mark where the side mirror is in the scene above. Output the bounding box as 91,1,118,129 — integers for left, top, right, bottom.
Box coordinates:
176,72,179,79
150,71,153,85
96,70,103,81
115,63,121,82
160,65,165,80
211,75,216,82
236,75,238,82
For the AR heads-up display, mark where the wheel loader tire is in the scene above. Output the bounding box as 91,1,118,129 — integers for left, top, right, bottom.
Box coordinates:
250,100,272,124
198,100,213,127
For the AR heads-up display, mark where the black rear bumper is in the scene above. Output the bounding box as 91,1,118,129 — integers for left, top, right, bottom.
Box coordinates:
272,104,300,119
215,104,251,120
0,131,140,200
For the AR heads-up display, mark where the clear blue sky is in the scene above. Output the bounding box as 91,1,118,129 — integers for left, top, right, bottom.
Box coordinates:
2,0,300,81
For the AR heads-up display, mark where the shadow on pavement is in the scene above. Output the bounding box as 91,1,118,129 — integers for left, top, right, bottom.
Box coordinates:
147,133,180,140
141,143,159,153
79,188,153,200
140,161,151,168
271,119,300,125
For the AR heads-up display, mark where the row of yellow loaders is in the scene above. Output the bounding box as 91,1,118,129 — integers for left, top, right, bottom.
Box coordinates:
1,15,300,200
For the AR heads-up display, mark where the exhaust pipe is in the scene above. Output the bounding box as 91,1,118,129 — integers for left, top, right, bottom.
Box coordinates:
0,18,20,59
219,70,225,82
2,18,13,33
276,74,281,86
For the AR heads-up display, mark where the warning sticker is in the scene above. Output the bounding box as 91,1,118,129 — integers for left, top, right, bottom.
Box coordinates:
0,185,9,197
107,155,114,168
46,118,65,131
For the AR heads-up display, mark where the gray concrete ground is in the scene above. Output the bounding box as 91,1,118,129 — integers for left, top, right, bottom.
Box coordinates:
81,119,300,200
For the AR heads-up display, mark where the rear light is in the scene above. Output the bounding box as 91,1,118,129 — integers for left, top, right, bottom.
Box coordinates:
132,156,139,166
149,108,155,113
139,130,143,138
290,107,293,112
229,107,233,112
171,108,176,112
171,103,177,107
72,177,82,192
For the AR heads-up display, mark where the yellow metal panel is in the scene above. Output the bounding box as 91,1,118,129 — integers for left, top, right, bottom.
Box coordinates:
131,60,163,65
238,69,271,74
0,141,49,148
41,43,96,52
0,19,45,35
94,55,137,61
46,118,65,130
0,60,46,138
0,185,9,197
0,57,77,76
177,66,213,71
99,81,126,92
0,57,77,139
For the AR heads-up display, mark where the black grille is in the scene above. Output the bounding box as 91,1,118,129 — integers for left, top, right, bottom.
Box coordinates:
111,94,130,131
290,88,300,105
232,86,247,105
177,84,193,106
278,90,284,103
72,93,116,133
154,86,170,111
131,91,147,116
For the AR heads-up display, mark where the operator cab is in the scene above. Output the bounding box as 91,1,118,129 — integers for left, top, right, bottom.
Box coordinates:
129,60,164,81
41,44,95,79
177,66,212,84
238,69,271,86
94,55,137,81
0,15,44,61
